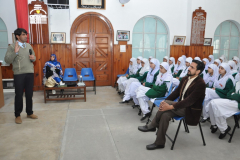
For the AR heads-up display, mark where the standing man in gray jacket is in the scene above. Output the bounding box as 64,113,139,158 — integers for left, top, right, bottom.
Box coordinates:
5,28,38,124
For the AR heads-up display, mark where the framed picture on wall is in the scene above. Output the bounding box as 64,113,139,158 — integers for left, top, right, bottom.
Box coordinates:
173,36,186,45
50,32,66,44
204,38,212,46
116,30,130,41
77,0,106,9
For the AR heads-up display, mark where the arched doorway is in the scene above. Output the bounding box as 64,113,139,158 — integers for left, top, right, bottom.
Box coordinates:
70,12,114,86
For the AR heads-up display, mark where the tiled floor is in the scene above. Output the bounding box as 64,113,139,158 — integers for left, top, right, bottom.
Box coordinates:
0,87,239,160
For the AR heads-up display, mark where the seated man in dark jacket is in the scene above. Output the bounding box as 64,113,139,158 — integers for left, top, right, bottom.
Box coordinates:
138,60,206,150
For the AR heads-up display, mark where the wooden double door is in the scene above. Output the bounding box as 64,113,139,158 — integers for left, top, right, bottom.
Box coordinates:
71,14,113,86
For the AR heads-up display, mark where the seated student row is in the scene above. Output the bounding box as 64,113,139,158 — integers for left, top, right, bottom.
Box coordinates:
116,54,240,140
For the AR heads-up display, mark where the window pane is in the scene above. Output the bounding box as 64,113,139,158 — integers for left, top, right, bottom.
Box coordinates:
230,37,239,50
220,37,229,50
213,36,220,50
132,34,143,48
144,34,155,48
213,50,219,59
231,23,239,36
144,48,155,58
0,48,8,65
156,49,167,63
220,50,228,59
214,25,221,36
221,21,230,36
157,20,167,33
0,32,8,47
144,17,156,33
229,50,239,60
156,34,167,49
133,19,143,33
132,48,143,58
0,18,7,30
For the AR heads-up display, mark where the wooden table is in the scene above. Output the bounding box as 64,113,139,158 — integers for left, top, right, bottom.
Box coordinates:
44,85,86,103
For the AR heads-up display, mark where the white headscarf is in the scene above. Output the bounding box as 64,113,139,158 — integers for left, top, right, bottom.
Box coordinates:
129,58,137,75
163,56,169,63
214,63,235,89
149,56,153,59
204,64,219,87
179,57,192,78
155,62,173,95
233,56,240,72
214,59,222,67
228,60,238,75
194,57,202,62
137,56,143,69
146,58,160,83
208,55,214,64
203,58,210,70
174,57,185,74
181,55,186,62
219,55,227,63
169,57,175,69
139,58,150,76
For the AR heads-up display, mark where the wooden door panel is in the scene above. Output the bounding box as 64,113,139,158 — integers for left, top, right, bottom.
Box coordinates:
72,15,92,75
71,14,113,86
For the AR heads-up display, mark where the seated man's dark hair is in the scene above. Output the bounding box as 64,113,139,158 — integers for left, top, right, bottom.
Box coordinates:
192,60,205,75
14,28,28,40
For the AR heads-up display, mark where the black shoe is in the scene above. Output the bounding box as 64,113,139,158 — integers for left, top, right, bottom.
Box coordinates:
146,143,165,150
118,91,121,95
219,126,231,139
132,105,139,109
211,125,218,133
119,100,130,104
138,125,156,132
200,118,208,123
140,113,151,121
138,109,142,116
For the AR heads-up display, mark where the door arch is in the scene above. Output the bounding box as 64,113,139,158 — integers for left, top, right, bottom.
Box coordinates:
70,12,114,86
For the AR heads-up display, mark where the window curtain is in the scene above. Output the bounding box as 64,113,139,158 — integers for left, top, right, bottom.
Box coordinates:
14,0,29,43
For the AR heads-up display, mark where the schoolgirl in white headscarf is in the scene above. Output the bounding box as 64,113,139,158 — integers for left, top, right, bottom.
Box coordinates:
207,80,240,138
181,55,187,62
203,58,210,74
208,55,215,64
122,58,160,103
163,56,169,63
117,58,138,92
148,56,153,62
134,62,173,120
137,56,143,69
121,58,150,103
214,59,222,67
201,63,235,122
169,57,175,73
172,57,192,87
194,57,202,61
173,57,185,78
204,64,219,88
219,55,227,63
233,56,240,72
228,60,238,77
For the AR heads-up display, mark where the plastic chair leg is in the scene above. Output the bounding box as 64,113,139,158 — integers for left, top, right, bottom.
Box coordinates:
94,80,96,95
228,115,239,143
199,122,206,146
146,103,156,125
183,119,189,133
171,119,182,150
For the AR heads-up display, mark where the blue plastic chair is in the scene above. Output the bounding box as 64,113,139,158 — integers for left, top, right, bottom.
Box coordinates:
80,68,96,94
228,111,240,143
115,68,130,89
63,68,78,81
164,116,206,150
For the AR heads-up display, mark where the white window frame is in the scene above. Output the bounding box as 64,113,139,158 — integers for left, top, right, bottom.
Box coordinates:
213,20,240,60
132,15,170,58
